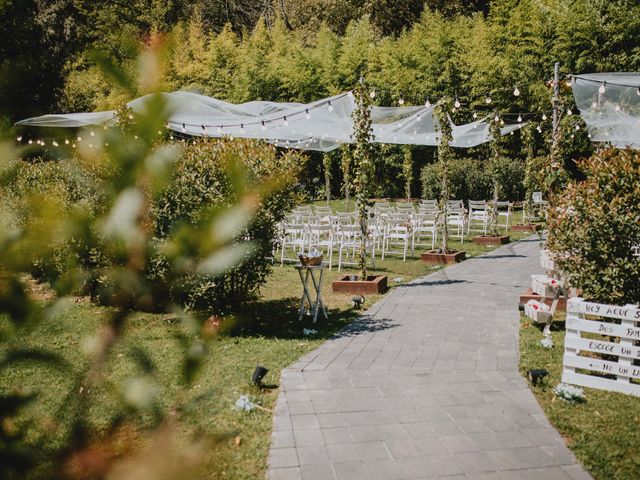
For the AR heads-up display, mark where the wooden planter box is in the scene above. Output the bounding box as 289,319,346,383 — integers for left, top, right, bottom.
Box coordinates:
512,224,542,232
519,288,567,311
421,250,466,265
332,274,388,295
472,235,510,245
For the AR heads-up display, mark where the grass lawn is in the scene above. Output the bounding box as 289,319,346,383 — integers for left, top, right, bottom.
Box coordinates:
519,314,640,480
1,204,538,479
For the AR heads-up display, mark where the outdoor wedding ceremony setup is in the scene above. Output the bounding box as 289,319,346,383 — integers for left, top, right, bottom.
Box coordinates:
2,2,640,480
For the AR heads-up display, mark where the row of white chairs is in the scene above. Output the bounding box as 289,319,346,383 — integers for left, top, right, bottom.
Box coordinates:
278,200,515,269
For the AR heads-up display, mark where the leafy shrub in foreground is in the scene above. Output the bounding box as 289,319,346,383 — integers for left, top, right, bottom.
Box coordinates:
547,147,640,305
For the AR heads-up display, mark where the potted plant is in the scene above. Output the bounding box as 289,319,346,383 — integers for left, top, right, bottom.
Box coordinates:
421,97,466,265
332,79,387,294
472,113,510,246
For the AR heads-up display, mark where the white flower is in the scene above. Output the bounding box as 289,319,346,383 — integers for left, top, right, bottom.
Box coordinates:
554,383,585,402
235,394,256,412
540,337,554,349
303,328,318,336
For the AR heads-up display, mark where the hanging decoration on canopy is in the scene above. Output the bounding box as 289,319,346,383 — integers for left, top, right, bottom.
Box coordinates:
570,73,640,150
16,90,527,152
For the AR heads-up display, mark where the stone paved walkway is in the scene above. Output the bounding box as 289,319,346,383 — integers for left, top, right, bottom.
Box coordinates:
267,238,591,480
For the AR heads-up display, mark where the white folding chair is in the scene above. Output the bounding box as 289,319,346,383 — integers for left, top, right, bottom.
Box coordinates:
307,223,335,269
279,223,307,264
496,201,514,231
467,200,489,236
337,224,376,271
382,216,411,261
412,213,437,251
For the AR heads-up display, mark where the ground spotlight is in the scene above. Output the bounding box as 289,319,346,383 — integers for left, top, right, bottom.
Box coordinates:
252,365,269,386
528,369,549,386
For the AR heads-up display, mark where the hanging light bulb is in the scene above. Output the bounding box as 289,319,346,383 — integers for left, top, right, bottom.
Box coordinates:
567,109,572,116
283,116,288,126
599,82,606,94
398,98,405,105
72,143,76,148
591,101,598,109
425,98,431,108
327,101,334,112
637,87,640,96
494,114,499,122
90,130,95,137
347,91,354,98
575,124,580,131
16,136,22,142
517,115,522,123
542,113,547,121
134,135,138,140
103,125,108,130
28,139,33,144
500,119,505,126
77,136,82,142
454,98,461,108
217,126,223,133
169,135,174,140
566,78,572,87
305,109,311,120
52,141,59,147
536,125,542,133
166,122,171,129
261,121,266,131
181,123,186,132
472,112,478,119
416,114,421,121
369,90,376,99
485,96,492,104
615,104,621,112
240,123,245,133
128,113,134,120
513,86,520,96
65,139,69,145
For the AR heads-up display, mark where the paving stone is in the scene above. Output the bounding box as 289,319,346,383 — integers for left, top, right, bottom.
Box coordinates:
267,239,591,479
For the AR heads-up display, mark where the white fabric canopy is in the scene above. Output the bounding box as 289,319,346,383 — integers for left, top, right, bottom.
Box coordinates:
16,91,523,151
572,73,640,149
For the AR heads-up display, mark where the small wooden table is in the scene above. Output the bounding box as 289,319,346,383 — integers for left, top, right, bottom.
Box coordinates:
295,263,328,323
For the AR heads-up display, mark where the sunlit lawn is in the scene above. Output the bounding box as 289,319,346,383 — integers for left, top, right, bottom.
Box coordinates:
519,314,640,480
1,204,539,479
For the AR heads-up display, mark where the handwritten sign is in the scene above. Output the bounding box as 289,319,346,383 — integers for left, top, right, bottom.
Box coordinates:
562,297,640,397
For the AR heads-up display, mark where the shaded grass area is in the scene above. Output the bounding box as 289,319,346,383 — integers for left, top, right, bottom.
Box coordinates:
1,218,536,479
519,314,640,480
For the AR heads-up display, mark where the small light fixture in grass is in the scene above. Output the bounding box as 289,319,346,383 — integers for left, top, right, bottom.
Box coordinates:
528,369,549,386
252,365,269,386
352,295,365,308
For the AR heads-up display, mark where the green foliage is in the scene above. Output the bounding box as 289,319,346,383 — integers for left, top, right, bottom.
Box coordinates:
351,81,374,279
547,148,640,305
434,97,454,252
421,156,525,202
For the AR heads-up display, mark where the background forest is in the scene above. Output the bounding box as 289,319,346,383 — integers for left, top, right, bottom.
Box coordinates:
2,0,640,198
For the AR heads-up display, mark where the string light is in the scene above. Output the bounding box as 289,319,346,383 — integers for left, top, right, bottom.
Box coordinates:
240,124,245,133
536,125,542,133
425,98,431,108
637,87,640,96
52,141,59,147
513,86,520,96
181,123,186,132
283,116,288,126
485,96,492,104
591,101,598,108
305,109,311,119
217,126,223,133
599,82,606,94
517,115,522,123
77,136,82,142
327,101,334,112
90,130,95,137
472,112,478,119
575,124,580,130
16,136,22,142
261,121,266,131
28,139,33,144
494,114,500,122
542,113,547,121
369,90,376,99
567,109,573,116
615,104,621,112
454,98,461,108
566,78,572,87
398,98,405,105
65,139,69,145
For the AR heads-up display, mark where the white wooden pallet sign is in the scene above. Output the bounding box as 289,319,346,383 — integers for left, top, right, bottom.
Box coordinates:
562,297,640,397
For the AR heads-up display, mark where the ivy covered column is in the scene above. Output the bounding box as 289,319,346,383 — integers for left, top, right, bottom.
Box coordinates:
351,80,374,280
433,98,453,254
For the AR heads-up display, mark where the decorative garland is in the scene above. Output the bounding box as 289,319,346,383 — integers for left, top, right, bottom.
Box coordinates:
433,97,454,254
351,80,375,280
